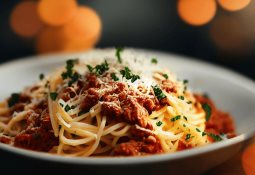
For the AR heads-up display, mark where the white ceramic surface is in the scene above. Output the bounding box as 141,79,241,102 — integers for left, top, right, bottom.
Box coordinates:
0,48,255,175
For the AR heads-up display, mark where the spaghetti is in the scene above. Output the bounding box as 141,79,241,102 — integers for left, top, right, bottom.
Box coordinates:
0,50,235,156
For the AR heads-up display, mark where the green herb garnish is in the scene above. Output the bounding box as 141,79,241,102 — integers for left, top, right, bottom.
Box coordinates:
120,67,140,83
187,101,192,104
178,96,184,100
152,85,166,100
151,58,158,64
62,59,78,80
156,121,163,126
196,128,201,132
50,92,58,101
78,110,86,116
185,134,191,140
87,60,109,76
87,65,94,72
116,47,124,63
111,73,119,81
39,73,44,80
171,115,181,122
64,104,71,112
183,80,189,84
202,103,212,121
202,132,207,136
163,74,168,79
8,93,20,107
183,116,188,121
207,133,223,142
203,93,210,99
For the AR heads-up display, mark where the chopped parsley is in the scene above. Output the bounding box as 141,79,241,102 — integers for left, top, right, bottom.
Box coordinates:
178,96,184,100
156,121,163,126
183,116,188,121
196,128,201,132
39,73,44,80
152,85,166,100
131,75,140,83
87,60,109,75
171,115,181,122
162,74,168,79
183,79,188,93
78,110,86,116
151,58,158,64
202,103,212,121
120,67,140,83
203,93,210,99
50,92,58,101
87,65,94,72
111,73,119,81
187,101,192,104
61,59,80,86
185,134,191,140
202,132,207,136
67,72,80,87
61,59,78,80
59,103,64,107
8,93,20,107
207,133,223,142
64,104,71,112
183,79,189,84
183,124,186,127
115,47,124,63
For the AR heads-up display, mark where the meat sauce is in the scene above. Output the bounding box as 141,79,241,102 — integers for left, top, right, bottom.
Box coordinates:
0,73,235,156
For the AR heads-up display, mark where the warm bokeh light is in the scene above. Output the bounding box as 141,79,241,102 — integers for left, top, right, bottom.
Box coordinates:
36,27,65,54
62,37,98,53
36,5,102,54
10,1,43,38
61,6,102,42
38,0,78,26
218,0,251,11
209,14,251,56
177,0,217,26
242,144,255,175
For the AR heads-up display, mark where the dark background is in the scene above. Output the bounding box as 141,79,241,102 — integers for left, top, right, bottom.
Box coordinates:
0,0,255,79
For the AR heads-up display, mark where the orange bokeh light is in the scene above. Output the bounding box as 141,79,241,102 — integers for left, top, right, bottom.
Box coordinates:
218,0,251,11
177,0,217,26
61,6,102,42
38,0,78,26
10,1,43,38
36,5,102,54
242,144,255,175
36,27,65,54
210,14,251,56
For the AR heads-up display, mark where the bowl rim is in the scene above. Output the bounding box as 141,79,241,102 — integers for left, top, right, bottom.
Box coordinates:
0,48,255,165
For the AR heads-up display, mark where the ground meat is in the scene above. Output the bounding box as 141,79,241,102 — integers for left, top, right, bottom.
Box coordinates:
9,94,31,114
161,79,177,93
102,102,122,118
84,74,100,89
113,137,162,156
194,95,235,136
177,141,192,151
14,104,58,152
137,96,156,113
58,87,76,102
122,97,150,128
14,128,58,152
0,136,12,144
80,88,101,112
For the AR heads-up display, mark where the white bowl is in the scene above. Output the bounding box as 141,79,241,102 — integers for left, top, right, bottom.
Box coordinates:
0,48,255,175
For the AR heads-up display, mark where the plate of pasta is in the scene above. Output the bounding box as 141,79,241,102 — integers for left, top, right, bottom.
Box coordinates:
0,48,255,175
